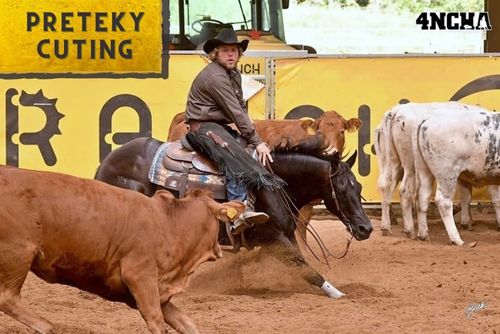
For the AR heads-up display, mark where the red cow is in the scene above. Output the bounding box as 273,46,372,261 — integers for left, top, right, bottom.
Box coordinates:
0,165,244,334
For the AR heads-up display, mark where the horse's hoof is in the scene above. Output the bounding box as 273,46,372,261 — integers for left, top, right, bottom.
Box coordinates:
467,241,477,248
321,281,345,299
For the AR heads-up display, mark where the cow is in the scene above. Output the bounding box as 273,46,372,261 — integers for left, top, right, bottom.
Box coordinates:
413,107,500,245
375,102,479,236
166,110,362,155
374,102,500,239
0,165,245,334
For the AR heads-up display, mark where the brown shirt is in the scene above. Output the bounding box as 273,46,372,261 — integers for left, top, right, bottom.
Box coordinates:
185,61,263,146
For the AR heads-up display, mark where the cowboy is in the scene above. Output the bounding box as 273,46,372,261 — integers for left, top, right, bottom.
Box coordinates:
184,29,285,234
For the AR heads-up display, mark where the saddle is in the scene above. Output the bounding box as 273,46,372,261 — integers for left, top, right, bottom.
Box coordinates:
147,140,257,252
157,141,227,199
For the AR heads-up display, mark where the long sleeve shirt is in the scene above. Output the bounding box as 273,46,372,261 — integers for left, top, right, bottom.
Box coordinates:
185,61,263,146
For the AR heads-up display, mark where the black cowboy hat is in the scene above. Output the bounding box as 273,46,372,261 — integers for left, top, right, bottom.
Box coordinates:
203,29,249,54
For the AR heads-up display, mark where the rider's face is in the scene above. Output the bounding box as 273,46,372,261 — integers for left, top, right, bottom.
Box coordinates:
216,44,240,70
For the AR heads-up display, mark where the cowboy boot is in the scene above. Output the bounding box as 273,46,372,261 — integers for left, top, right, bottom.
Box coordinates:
231,192,269,235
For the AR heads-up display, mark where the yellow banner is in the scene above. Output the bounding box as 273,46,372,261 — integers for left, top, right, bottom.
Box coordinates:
0,54,266,177
0,0,165,76
273,56,500,201
1,54,499,202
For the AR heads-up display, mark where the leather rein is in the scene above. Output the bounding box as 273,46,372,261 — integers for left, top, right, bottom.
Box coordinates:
327,165,354,259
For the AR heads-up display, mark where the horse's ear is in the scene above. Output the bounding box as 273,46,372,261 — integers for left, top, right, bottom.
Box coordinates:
346,150,357,168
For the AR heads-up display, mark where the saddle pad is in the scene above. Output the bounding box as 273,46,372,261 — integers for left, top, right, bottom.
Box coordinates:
148,142,226,197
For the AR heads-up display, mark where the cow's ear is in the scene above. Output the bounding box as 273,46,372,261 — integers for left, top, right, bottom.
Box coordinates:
345,118,362,132
300,118,314,128
154,190,176,200
218,201,246,223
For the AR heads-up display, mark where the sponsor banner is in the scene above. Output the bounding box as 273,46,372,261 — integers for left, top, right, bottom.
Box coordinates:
1,54,499,202
0,0,167,77
0,54,266,177
273,56,500,201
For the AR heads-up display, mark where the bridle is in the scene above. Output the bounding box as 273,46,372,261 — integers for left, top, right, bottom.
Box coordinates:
266,160,353,264
328,165,353,236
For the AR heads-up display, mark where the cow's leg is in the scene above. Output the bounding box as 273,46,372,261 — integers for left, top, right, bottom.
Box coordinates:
162,301,200,334
264,234,344,299
0,245,53,334
0,293,53,334
378,165,402,235
457,181,473,229
415,170,434,241
121,261,166,334
435,179,464,246
487,185,500,229
399,171,415,237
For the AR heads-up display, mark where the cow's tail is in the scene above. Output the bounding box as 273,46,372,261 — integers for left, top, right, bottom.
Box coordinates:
412,119,432,204
374,107,400,194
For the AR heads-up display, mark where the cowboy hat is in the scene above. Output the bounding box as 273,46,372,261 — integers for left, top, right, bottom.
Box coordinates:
203,29,249,54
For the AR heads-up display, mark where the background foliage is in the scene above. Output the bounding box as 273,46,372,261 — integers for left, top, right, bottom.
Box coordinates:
294,0,484,13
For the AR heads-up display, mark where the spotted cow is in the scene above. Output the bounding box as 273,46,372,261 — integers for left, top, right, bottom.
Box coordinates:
413,106,500,245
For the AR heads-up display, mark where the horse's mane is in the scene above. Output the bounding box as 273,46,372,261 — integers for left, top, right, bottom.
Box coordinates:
272,151,341,169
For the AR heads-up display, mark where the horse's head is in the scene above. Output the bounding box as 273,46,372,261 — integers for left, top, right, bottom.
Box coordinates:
324,151,372,240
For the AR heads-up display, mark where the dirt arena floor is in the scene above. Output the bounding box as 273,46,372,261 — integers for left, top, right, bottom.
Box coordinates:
1,209,499,334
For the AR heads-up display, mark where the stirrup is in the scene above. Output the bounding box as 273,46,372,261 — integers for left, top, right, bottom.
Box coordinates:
231,218,252,235
231,212,269,235
242,211,269,225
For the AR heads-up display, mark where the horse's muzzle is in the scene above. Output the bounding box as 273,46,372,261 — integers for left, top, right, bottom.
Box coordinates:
349,218,373,241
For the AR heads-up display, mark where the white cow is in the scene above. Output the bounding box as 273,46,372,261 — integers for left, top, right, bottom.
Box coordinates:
413,107,500,245
375,102,500,240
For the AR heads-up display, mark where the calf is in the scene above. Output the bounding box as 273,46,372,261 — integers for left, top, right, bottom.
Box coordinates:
0,165,244,334
413,108,500,245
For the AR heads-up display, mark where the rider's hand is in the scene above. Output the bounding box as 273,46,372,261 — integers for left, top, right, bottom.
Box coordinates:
256,142,273,166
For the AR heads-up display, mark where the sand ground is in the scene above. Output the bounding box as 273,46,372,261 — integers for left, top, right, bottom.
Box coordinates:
1,210,499,334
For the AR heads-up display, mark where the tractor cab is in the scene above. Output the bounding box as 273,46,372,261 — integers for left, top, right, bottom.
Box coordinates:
167,0,314,53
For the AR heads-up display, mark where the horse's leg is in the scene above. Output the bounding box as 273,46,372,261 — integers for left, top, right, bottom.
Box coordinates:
263,234,344,299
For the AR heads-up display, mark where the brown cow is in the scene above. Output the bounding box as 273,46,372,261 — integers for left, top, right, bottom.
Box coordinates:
166,110,362,155
165,110,362,250
0,165,244,334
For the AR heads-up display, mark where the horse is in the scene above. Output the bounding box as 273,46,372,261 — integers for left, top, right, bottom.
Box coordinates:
94,137,373,298
166,110,363,247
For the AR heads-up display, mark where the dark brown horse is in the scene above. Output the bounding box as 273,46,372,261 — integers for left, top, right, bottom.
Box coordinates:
95,137,372,298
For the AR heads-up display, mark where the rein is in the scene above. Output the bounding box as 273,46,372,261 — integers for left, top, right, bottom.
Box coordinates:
266,162,353,266
326,165,353,259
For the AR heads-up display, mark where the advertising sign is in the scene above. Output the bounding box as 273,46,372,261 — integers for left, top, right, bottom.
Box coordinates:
0,0,168,77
